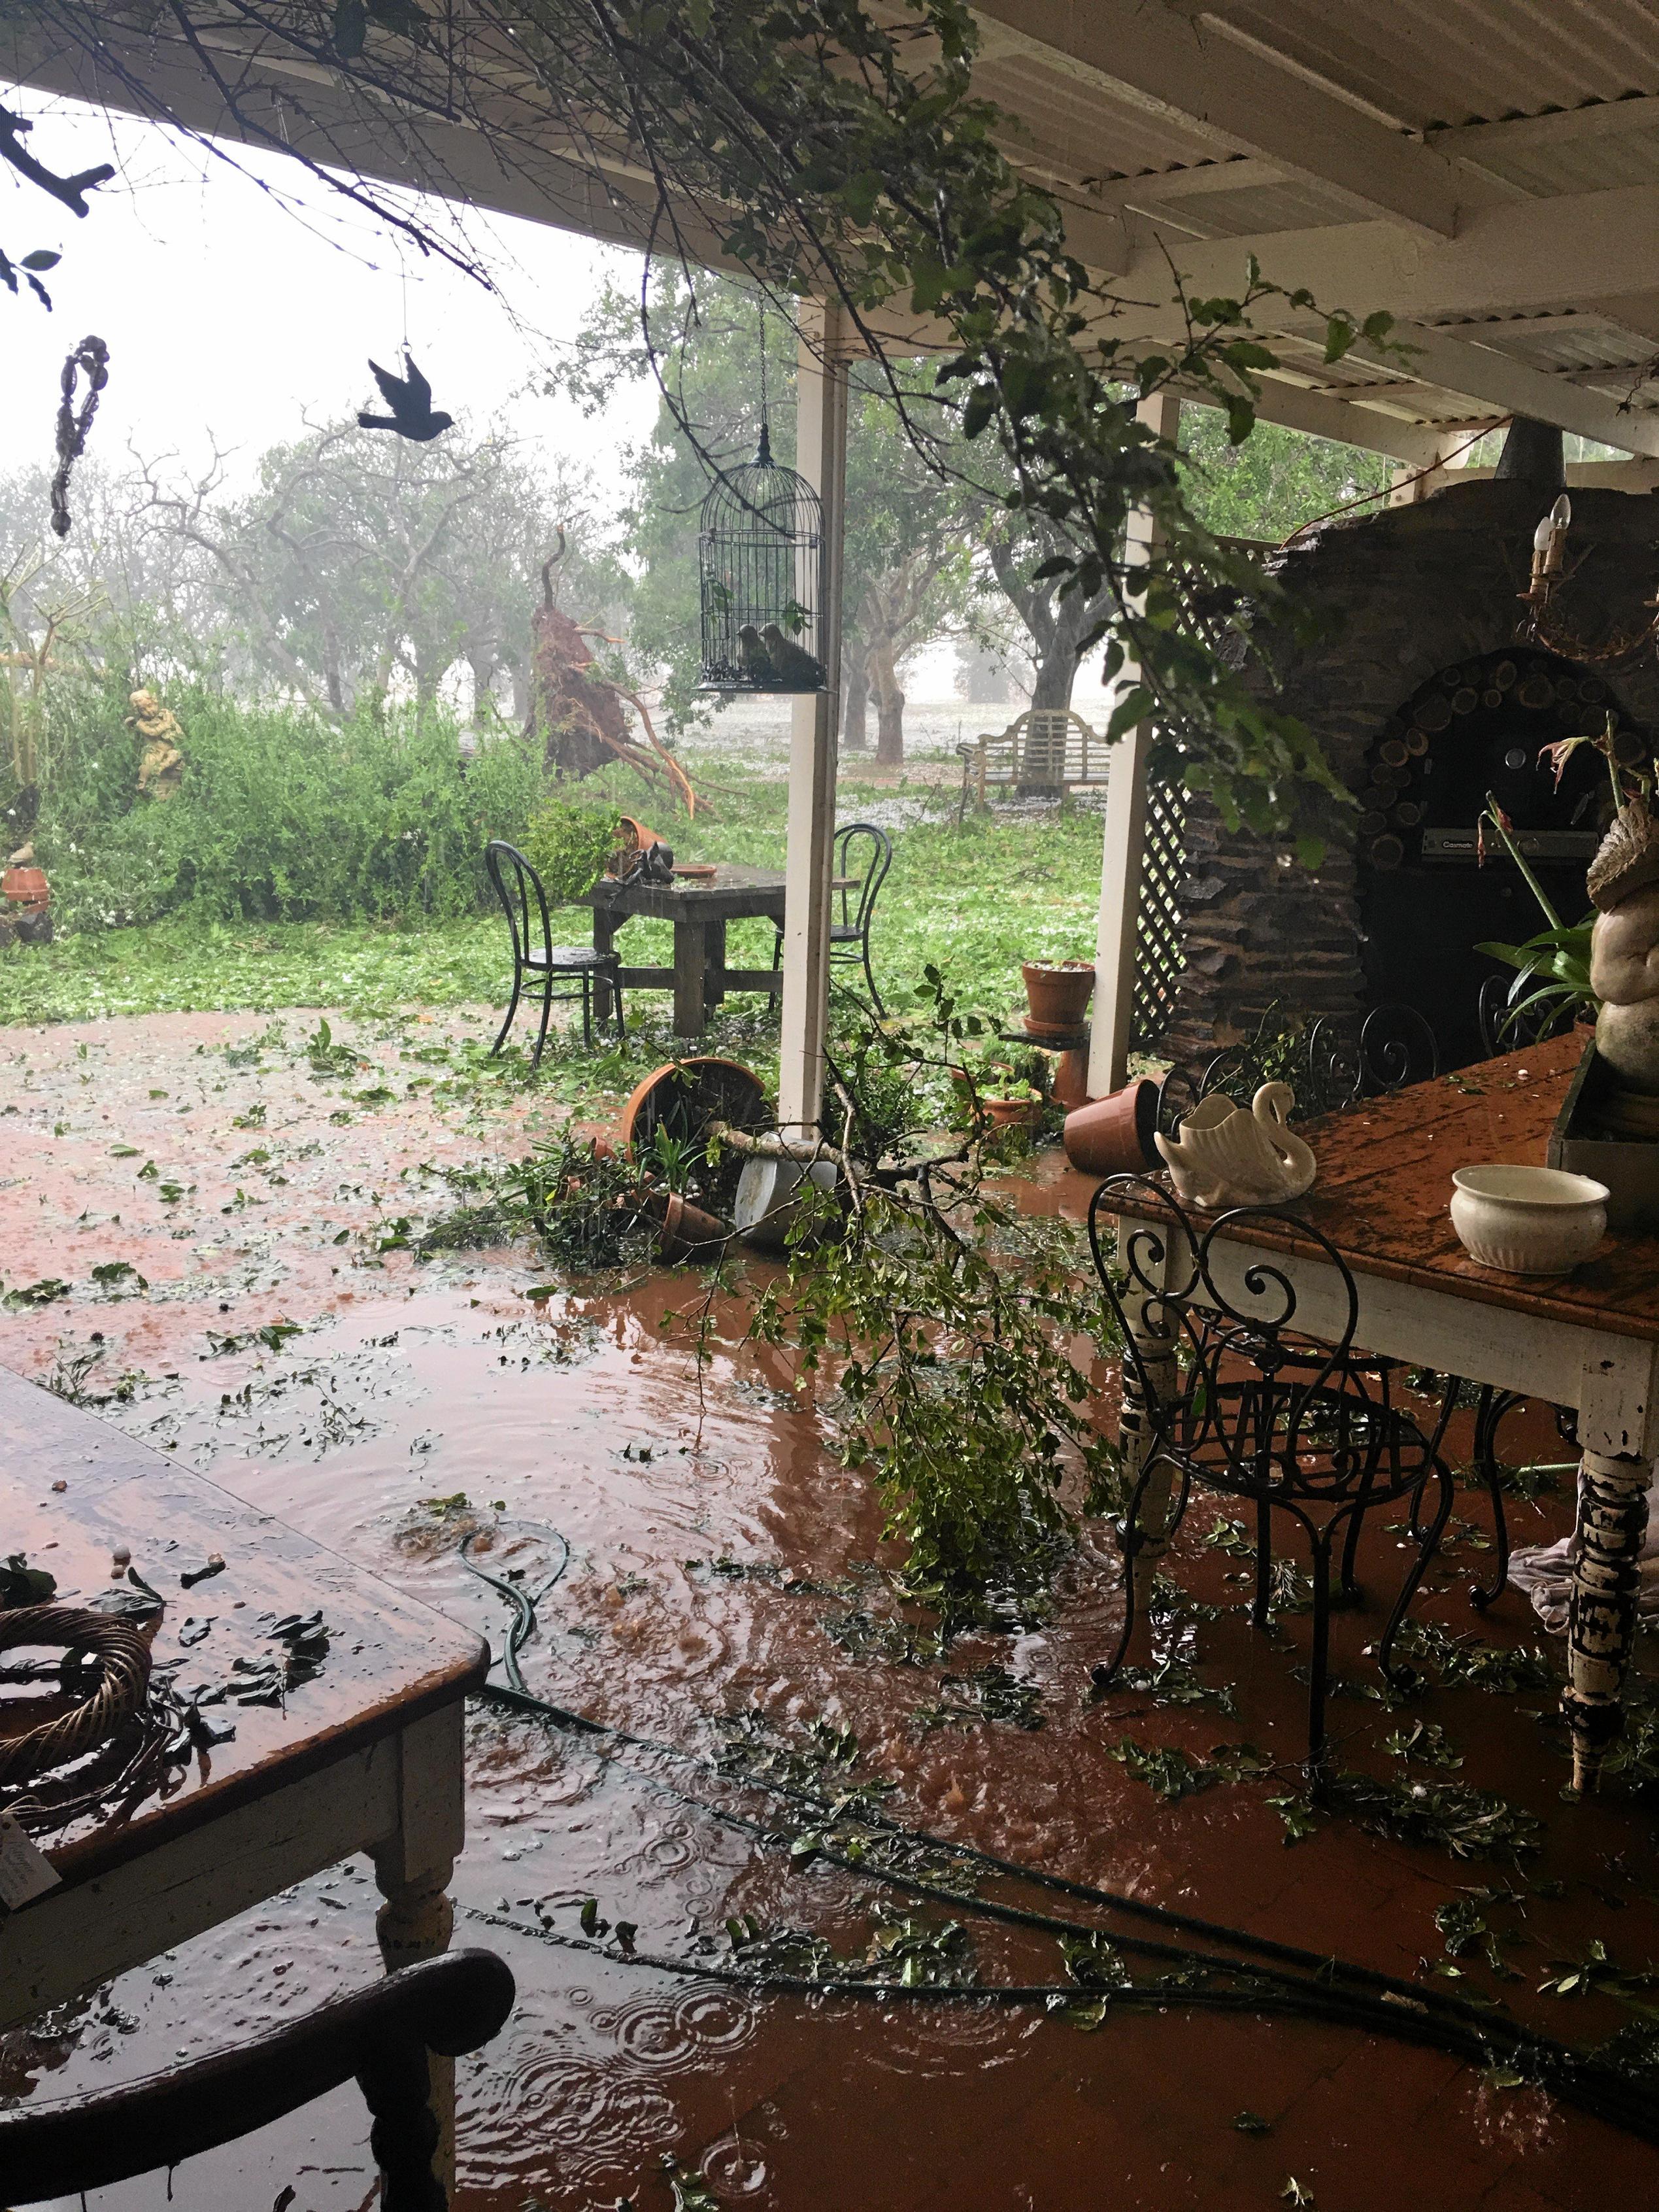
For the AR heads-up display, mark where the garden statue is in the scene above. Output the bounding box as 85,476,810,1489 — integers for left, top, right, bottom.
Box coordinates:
126,688,183,798
1588,798,1659,1096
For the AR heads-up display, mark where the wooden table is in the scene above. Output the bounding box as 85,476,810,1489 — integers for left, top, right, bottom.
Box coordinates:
0,1365,486,2152
1111,1031,1657,1792
582,864,787,1036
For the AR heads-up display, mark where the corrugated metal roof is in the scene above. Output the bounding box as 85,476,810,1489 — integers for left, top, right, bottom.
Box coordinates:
1206,1,1659,130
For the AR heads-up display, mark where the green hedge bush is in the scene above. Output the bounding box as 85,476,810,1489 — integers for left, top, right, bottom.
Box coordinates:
14,672,546,933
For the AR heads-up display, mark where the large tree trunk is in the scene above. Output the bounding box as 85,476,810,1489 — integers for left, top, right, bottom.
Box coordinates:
841,649,869,751
1028,583,1105,712
868,636,905,767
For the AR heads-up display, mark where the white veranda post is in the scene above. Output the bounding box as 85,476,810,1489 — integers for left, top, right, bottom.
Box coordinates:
777,299,851,1136
1088,392,1182,1100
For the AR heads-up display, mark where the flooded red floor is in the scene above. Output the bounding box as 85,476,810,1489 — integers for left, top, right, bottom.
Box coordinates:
3,1008,1657,2211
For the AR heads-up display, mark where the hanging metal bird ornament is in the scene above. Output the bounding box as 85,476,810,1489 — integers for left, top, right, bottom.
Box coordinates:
357,350,453,441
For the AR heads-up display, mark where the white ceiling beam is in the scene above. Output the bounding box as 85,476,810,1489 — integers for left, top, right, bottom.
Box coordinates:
1575,293,1659,348
1351,322,1659,456
1430,97,1659,162
1087,157,1288,209
1108,184,1659,332
971,0,1468,237
1217,377,1456,466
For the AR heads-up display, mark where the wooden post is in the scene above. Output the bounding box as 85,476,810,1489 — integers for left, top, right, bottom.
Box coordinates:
1088,392,1181,1100
777,300,850,1138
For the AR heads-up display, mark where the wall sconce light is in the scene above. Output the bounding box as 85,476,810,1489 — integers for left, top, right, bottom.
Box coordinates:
1518,493,1571,635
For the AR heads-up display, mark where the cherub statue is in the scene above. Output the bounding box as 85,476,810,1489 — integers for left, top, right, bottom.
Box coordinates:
126,687,184,799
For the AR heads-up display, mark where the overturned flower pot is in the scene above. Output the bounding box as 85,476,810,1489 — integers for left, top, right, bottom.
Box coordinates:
1063,1079,1159,1176
647,1187,731,1263
731,1154,839,1253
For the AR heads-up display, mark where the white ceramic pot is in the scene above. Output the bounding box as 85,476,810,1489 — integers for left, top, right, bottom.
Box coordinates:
1450,1164,1610,1276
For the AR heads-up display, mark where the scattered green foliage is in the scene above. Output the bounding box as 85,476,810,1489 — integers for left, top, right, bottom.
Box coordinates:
522,795,622,903
1107,1737,1270,1803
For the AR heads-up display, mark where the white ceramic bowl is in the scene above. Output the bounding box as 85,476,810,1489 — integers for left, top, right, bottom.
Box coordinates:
1450,1164,1609,1276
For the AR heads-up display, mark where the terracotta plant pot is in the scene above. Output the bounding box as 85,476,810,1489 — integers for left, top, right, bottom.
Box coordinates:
650,1188,731,1262
1022,960,1094,1037
1063,1078,1159,1175
618,1057,770,1159
1,864,50,915
982,1095,1043,1130
1051,1047,1090,1112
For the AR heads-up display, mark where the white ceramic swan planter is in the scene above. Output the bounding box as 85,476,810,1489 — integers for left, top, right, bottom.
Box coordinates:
1154,1081,1317,1210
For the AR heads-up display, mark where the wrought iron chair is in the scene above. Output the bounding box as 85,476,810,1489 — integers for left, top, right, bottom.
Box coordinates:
0,1948,514,2212
1087,1173,1458,1782
486,840,624,1068
1304,1001,1441,1114
1477,972,1575,1059
1156,1003,1442,1138
1154,1007,1513,1599
772,820,894,1015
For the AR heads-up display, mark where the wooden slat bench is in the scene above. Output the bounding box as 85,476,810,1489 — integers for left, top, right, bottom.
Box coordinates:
956,707,1108,817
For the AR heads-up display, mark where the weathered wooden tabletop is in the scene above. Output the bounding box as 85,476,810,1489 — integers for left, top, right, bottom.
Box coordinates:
581,862,788,925
0,1365,487,1882
1150,1030,1659,1342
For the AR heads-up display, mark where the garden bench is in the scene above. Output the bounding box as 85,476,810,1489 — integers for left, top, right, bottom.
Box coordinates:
956,707,1108,818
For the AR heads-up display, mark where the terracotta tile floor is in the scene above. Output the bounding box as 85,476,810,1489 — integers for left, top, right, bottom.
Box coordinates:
1,1008,1656,2211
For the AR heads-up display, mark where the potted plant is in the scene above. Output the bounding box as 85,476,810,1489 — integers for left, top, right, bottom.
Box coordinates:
978,1074,1045,1129
1022,958,1094,1036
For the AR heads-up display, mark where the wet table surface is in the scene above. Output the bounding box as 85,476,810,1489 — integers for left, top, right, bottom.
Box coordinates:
0,1363,486,2023
1175,1031,1659,1339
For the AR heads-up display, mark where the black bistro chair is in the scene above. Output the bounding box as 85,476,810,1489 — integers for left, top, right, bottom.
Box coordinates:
0,1948,514,2212
1087,1174,1460,1783
773,821,894,1015
486,841,623,1069
1303,1000,1441,1114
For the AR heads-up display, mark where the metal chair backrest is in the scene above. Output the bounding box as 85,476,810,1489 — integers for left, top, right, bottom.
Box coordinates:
1305,1002,1441,1114
1477,972,1573,1059
1088,1172,1362,1445
485,841,552,973
833,821,893,934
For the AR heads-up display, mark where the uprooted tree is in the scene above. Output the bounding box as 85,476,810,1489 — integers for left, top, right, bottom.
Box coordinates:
526,541,695,813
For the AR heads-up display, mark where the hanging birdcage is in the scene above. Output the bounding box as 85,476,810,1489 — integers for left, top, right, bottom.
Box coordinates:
697,420,824,692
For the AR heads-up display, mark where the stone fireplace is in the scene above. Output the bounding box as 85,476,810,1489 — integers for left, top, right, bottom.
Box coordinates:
1163,472,1659,1069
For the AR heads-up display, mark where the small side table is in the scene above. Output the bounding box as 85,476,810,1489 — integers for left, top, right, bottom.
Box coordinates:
999,1023,1090,1111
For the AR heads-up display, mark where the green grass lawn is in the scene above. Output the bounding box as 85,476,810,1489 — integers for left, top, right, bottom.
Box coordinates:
0,779,1103,1034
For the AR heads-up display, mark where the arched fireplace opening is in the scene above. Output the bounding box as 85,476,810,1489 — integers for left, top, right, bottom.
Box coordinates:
1156,476,1659,1074
1358,647,1635,1065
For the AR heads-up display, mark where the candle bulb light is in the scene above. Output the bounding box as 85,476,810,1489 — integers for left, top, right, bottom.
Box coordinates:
1520,493,1572,633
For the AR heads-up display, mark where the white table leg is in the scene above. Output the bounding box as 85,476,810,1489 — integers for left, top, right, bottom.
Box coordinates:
1564,1446,1652,1793
371,1702,467,2196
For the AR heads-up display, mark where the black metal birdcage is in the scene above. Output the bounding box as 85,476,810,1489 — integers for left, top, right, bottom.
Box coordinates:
697,420,824,691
